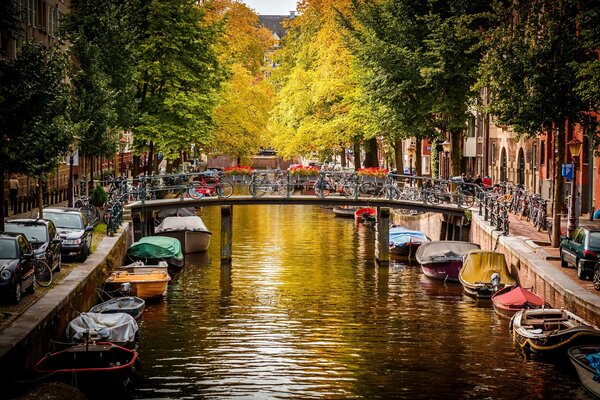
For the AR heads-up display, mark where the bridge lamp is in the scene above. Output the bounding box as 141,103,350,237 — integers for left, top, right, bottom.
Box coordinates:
567,138,582,238
442,141,451,180
407,143,416,178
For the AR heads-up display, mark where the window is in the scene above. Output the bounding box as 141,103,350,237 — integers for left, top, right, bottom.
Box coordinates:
28,0,36,27
468,116,476,137
589,232,600,247
17,236,30,255
540,141,545,165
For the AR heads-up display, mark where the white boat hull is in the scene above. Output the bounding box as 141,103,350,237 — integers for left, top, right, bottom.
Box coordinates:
156,230,211,254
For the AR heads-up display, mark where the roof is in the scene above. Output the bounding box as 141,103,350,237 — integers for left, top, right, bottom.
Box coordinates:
43,207,83,215
259,15,290,39
6,218,52,227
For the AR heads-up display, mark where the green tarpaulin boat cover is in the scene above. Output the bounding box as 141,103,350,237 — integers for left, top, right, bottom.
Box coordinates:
127,236,183,261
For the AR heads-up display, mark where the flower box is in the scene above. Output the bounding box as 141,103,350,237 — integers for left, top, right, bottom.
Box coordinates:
224,166,254,176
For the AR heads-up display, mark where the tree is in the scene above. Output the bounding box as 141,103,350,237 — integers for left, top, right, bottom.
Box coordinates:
134,0,224,172
0,42,72,225
478,0,595,247
270,0,368,165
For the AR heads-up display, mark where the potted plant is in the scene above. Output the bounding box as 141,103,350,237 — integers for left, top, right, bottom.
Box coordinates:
357,167,388,183
224,165,254,183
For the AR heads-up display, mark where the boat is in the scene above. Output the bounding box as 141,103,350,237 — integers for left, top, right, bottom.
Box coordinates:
66,313,140,347
89,296,145,319
34,341,141,395
458,250,516,298
389,226,430,258
155,215,212,254
511,308,600,354
355,207,376,223
568,345,600,397
332,205,359,218
415,241,480,281
490,285,545,319
155,206,197,225
127,236,184,268
104,269,171,300
120,260,169,274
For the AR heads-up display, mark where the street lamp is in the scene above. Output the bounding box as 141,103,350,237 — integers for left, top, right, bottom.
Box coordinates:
407,142,416,186
567,138,582,238
119,137,128,177
442,140,451,180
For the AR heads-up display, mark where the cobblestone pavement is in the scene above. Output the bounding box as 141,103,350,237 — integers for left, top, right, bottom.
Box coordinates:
0,204,106,332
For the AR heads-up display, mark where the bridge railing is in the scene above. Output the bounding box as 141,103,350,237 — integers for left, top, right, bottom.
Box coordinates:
479,189,510,235
99,170,489,210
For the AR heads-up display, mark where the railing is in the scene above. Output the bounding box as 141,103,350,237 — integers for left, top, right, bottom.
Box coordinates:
480,189,510,235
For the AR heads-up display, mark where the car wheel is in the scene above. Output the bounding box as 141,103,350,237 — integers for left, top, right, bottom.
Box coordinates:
79,244,90,262
576,259,586,280
27,274,36,294
12,281,22,304
559,248,568,268
593,269,600,291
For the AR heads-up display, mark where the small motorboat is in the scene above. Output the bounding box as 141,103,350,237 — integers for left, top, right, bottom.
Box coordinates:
355,207,376,223
127,236,184,268
105,270,171,301
34,341,141,395
155,206,197,225
458,250,516,298
120,260,169,274
332,206,359,218
155,215,212,254
511,308,600,354
415,241,480,281
389,226,430,258
66,313,140,347
568,345,600,397
89,296,145,320
490,285,545,319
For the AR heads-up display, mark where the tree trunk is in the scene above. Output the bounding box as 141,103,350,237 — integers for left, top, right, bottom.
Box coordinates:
68,152,74,207
37,176,44,219
450,128,462,177
364,137,379,168
340,149,346,168
353,141,361,170
552,120,566,247
415,137,422,176
148,141,154,175
133,154,140,177
394,139,403,175
88,156,94,196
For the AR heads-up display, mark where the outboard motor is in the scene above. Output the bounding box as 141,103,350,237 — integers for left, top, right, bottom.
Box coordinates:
119,282,132,295
490,272,501,291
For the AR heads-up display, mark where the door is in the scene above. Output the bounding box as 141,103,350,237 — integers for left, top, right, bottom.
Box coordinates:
500,148,508,182
517,148,525,186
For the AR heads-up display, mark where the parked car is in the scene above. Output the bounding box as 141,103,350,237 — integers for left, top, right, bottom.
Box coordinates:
41,208,93,262
559,227,600,280
4,219,62,272
0,233,36,304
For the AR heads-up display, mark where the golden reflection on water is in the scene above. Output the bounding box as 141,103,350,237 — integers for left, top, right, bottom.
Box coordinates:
135,205,586,399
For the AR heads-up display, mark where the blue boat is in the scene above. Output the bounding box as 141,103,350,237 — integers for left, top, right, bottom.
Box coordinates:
389,226,430,258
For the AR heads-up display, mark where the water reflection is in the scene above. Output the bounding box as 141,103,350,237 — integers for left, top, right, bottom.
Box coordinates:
134,205,586,399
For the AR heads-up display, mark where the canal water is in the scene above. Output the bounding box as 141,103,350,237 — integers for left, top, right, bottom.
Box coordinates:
134,205,587,399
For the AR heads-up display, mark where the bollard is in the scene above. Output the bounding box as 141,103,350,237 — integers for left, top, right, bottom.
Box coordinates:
353,173,359,200
221,205,233,265
375,207,390,266
286,174,291,198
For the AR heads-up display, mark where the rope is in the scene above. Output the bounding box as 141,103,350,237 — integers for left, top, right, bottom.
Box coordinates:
493,234,501,252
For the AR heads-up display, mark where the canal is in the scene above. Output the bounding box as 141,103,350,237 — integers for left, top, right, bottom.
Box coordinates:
134,205,587,399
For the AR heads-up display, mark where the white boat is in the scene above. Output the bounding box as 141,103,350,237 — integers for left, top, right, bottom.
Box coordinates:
120,260,169,274
569,346,600,397
155,216,212,254
66,312,140,347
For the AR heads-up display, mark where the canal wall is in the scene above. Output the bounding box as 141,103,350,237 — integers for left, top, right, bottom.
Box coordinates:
391,211,468,241
393,209,600,327
0,223,132,381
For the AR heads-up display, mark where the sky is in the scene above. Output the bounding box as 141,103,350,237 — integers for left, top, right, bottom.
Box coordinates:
241,0,298,15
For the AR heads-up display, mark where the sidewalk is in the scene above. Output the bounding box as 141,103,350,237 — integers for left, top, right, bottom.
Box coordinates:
491,210,600,295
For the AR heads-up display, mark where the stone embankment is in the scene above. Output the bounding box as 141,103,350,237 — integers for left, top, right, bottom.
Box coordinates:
0,224,132,381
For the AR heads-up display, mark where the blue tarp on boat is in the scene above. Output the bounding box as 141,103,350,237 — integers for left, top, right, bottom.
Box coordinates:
586,352,600,381
389,226,429,247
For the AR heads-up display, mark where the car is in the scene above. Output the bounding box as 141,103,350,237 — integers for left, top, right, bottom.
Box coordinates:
41,208,94,262
3,219,62,272
559,227,600,280
0,233,36,304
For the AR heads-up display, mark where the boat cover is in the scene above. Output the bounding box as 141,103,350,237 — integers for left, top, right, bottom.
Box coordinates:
460,250,516,285
156,207,196,221
389,227,430,246
66,312,139,343
494,286,544,308
415,241,480,264
127,236,184,261
155,216,212,234
586,352,600,381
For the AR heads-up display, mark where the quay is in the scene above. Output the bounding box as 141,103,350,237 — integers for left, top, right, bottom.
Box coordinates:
1,202,600,386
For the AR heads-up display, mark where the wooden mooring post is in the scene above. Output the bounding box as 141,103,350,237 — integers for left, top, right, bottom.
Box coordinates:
375,207,390,266
221,205,233,265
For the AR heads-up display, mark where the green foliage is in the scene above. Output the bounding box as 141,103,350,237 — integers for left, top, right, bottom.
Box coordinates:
0,42,72,177
91,184,108,207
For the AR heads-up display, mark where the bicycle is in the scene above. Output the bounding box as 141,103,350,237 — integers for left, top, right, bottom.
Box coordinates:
74,195,100,226
34,257,52,287
248,172,288,197
546,218,567,242
188,172,233,199
357,175,401,199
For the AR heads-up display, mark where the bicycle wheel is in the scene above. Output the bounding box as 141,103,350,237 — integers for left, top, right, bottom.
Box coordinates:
358,182,377,198
426,188,443,205
276,180,291,197
84,204,99,221
461,191,475,207
35,260,52,287
188,182,206,199
314,180,332,197
216,181,234,198
342,181,356,198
